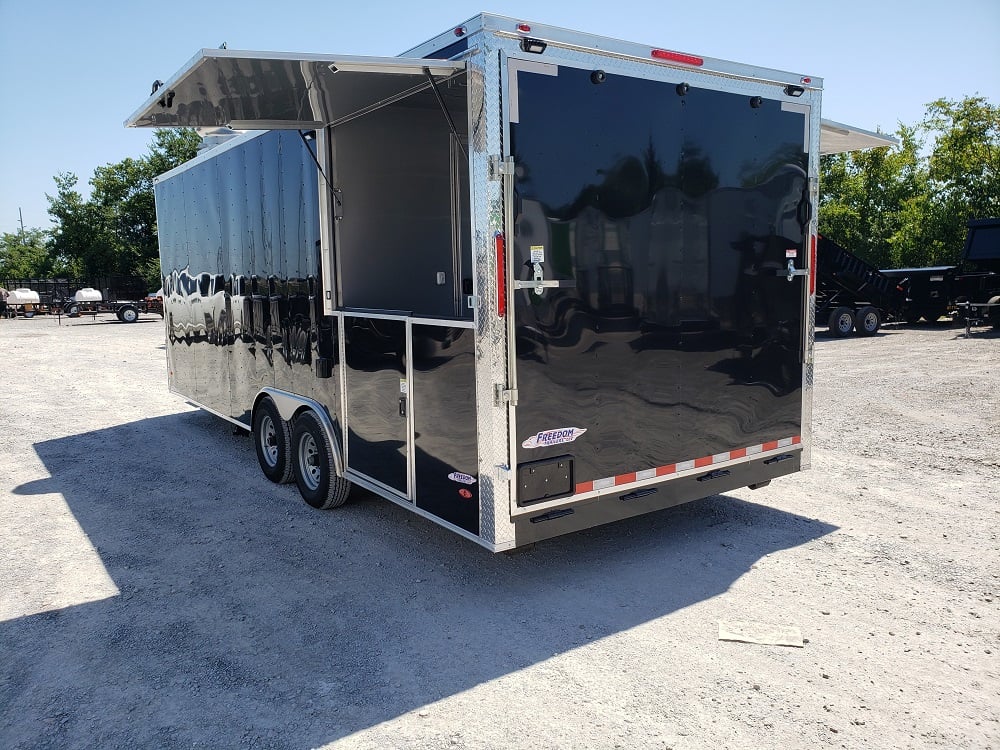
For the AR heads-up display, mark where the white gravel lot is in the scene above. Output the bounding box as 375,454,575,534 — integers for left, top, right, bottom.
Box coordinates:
0,313,997,750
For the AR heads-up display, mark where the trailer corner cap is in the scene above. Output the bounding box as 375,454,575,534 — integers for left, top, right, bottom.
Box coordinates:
820,119,898,154
125,50,465,129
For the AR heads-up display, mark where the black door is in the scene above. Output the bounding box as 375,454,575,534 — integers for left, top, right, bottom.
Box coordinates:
507,60,808,500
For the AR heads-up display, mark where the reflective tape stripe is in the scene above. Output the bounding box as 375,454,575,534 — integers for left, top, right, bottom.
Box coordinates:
573,436,802,495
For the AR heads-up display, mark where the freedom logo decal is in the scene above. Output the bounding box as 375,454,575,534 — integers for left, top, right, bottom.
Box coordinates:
522,427,587,449
447,471,477,485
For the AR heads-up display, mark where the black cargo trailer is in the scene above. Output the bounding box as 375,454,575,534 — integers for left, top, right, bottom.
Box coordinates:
126,14,893,550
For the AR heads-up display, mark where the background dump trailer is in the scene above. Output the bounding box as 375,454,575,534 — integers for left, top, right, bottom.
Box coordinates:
126,14,892,550
815,235,906,336
879,218,1000,326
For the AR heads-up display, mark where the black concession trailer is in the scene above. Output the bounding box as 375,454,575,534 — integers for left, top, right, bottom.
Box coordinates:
126,14,893,550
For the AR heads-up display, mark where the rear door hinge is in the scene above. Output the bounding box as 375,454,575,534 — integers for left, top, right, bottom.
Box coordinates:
495,385,518,406
488,155,515,181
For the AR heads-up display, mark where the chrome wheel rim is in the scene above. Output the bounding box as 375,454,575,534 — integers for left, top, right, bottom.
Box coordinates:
299,434,321,491
260,415,278,467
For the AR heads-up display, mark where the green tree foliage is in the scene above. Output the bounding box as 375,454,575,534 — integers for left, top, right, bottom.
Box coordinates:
820,96,1000,268
46,129,200,289
0,227,56,278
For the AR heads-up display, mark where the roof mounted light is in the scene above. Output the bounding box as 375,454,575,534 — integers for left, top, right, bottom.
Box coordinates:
651,49,704,67
520,38,547,54
454,26,466,37
784,84,805,97
516,23,531,33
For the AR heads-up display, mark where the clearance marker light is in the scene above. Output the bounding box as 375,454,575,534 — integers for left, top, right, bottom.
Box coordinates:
651,49,704,67
809,235,817,295
454,26,465,37
495,233,507,317
516,23,531,33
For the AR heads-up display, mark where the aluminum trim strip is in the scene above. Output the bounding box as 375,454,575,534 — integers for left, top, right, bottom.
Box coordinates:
405,318,415,502
339,309,412,321
407,316,476,329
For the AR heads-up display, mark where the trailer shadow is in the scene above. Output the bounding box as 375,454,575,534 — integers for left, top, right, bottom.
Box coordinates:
815,329,898,341
2,413,835,748
950,327,1000,340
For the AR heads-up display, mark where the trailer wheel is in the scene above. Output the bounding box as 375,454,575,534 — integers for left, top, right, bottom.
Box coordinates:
65,303,80,317
291,410,351,509
989,296,1000,329
828,307,855,337
253,398,293,484
855,306,881,335
119,305,139,323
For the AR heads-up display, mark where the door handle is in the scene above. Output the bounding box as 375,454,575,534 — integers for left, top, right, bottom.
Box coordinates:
399,396,407,418
785,259,809,281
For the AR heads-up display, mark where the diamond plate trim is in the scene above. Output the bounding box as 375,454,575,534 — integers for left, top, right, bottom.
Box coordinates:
468,37,516,548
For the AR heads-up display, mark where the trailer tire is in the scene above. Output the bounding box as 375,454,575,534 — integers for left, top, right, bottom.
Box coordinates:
989,296,1000,329
291,410,351,510
828,307,855,337
253,398,293,484
119,305,139,323
65,303,80,317
855,306,881,335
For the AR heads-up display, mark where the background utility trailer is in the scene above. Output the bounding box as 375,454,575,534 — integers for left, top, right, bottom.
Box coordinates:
126,14,892,551
0,276,162,322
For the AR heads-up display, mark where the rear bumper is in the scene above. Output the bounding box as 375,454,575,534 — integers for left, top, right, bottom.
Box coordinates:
511,449,802,546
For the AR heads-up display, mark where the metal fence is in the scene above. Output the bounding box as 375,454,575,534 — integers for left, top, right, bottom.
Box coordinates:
0,276,149,305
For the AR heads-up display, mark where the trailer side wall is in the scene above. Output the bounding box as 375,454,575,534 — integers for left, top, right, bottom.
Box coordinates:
155,130,339,429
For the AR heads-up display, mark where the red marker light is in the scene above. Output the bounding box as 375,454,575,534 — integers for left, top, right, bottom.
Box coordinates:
801,77,812,84
809,235,817,295
454,26,465,37
495,233,507,317
516,23,531,33
651,49,704,67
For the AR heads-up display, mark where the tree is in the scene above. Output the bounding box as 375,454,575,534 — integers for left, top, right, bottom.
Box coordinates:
46,129,200,289
819,125,927,269
920,96,1000,263
47,172,117,278
0,227,53,278
820,96,1000,269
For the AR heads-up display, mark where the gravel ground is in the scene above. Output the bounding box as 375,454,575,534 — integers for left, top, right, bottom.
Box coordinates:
1,314,997,750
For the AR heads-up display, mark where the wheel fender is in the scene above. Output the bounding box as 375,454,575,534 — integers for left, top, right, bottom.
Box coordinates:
255,388,345,477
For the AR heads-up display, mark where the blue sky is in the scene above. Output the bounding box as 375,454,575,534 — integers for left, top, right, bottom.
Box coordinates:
1,0,997,235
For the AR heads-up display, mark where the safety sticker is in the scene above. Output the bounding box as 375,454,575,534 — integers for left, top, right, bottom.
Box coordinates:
522,427,587,449
785,248,798,258
447,471,477,485
399,378,408,395
530,245,545,263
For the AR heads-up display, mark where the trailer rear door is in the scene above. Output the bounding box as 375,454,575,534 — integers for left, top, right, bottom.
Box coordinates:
506,60,810,507
125,51,465,130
